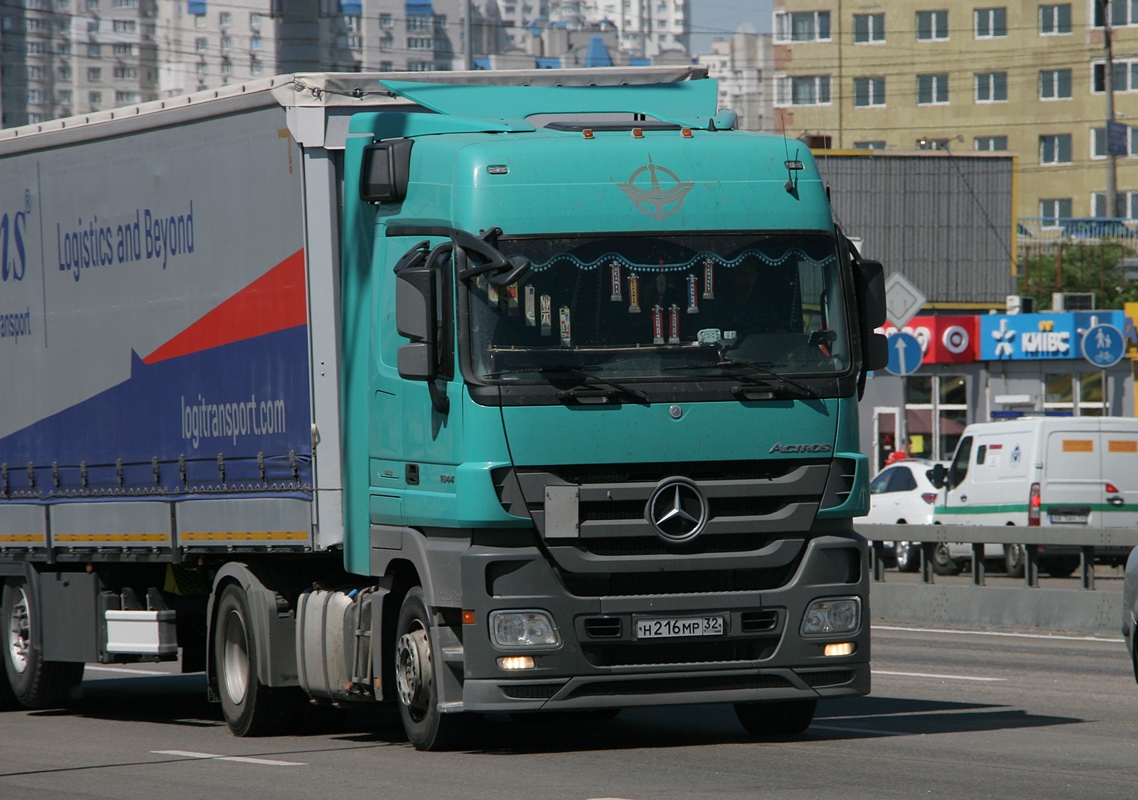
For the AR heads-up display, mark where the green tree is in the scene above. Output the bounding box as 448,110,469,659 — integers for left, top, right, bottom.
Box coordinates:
1018,242,1138,310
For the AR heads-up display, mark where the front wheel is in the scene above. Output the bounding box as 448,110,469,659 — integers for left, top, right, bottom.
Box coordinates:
214,584,302,736
395,587,470,751
734,699,817,736
894,541,920,573
2,580,84,709
931,543,961,576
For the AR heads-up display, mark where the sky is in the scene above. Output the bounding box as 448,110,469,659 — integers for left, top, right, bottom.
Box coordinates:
689,0,773,55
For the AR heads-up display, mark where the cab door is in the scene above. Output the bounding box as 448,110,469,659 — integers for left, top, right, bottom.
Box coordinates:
941,435,974,522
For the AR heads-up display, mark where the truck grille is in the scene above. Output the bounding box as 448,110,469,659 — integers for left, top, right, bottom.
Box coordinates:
581,638,780,668
567,673,793,699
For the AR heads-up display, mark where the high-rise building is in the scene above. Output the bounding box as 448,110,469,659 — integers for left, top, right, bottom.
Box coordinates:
697,24,772,132
771,0,1138,223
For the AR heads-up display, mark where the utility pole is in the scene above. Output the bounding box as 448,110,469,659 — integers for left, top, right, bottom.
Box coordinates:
463,0,473,70
1102,0,1120,217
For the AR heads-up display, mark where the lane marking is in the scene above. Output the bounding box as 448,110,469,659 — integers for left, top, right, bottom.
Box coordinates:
86,666,176,676
874,624,1123,644
811,724,910,737
153,750,306,766
873,669,1005,682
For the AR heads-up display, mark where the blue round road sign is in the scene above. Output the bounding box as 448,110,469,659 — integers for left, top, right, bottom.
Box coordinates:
1081,323,1125,368
885,331,923,376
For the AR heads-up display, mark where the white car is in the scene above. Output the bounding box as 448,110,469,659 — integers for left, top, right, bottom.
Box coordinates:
858,459,942,572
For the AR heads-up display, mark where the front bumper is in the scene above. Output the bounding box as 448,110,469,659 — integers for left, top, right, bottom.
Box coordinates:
456,533,870,712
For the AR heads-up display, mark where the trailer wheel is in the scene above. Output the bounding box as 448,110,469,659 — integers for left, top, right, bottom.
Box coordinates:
734,699,817,736
394,587,469,751
214,584,300,736
1004,544,1026,578
931,543,961,576
2,580,84,709
894,541,920,573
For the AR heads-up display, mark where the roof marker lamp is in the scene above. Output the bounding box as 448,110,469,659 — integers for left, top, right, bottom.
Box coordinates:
490,610,561,648
801,597,860,637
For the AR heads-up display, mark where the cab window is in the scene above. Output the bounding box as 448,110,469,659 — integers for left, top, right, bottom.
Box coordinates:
948,436,973,488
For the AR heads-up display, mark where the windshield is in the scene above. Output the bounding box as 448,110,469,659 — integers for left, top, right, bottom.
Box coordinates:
468,233,849,382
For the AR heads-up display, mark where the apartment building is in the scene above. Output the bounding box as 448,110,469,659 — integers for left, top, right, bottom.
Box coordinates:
696,24,773,132
771,0,1138,223
1,0,157,126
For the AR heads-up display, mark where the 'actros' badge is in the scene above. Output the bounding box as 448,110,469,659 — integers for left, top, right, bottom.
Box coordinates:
645,477,709,543
769,442,833,454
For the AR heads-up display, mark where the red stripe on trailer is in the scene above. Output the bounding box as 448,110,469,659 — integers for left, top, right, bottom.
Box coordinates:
143,250,307,364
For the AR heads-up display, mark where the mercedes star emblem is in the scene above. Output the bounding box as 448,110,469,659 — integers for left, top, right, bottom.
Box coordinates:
645,477,709,543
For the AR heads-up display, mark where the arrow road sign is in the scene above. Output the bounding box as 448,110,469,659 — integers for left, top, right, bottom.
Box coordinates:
885,331,923,376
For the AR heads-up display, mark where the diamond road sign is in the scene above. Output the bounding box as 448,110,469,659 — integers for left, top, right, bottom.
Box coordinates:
883,272,928,328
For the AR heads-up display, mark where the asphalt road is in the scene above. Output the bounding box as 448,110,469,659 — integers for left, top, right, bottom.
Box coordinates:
1,624,1136,800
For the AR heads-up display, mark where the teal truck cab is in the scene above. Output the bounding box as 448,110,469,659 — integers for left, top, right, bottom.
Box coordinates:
340,78,887,748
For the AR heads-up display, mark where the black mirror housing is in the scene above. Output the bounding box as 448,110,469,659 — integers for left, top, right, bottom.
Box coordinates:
395,266,437,381
927,463,947,489
360,138,414,204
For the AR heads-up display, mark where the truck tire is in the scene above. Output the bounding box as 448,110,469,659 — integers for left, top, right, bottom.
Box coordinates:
734,699,817,736
2,580,84,709
214,584,302,736
394,587,470,751
1043,556,1079,578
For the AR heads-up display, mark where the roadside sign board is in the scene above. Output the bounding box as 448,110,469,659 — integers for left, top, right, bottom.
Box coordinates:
1082,323,1126,368
883,272,927,328
885,331,923,376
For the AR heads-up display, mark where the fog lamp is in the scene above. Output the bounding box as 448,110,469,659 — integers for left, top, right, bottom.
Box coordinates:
497,656,536,670
801,598,861,636
824,642,854,657
489,610,561,648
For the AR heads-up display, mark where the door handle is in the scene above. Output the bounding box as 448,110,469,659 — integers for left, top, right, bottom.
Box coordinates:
1108,495,1124,506
960,495,967,503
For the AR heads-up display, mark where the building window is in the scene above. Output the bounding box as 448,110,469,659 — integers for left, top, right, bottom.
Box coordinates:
221,59,233,75
89,90,102,105
59,66,72,80
1040,69,1072,99
380,60,394,71
975,135,1008,150
775,75,832,106
57,89,72,104
916,10,948,40
221,36,232,49
112,20,136,32
114,90,139,103
855,13,887,43
58,43,71,55
774,10,831,42
380,34,393,52
251,59,263,75
27,89,44,104
1093,60,1138,93
974,7,1006,38
975,71,1007,102
87,67,102,82
1091,126,1138,158
1092,190,1138,217
250,12,262,29
901,375,967,461
1040,3,1071,34
219,11,231,26
86,0,97,8
380,13,393,28
1043,373,1107,416
407,14,434,31
113,66,138,79
1040,133,1072,164
195,37,207,52
194,14,206,28
408,60,437,71
195,62,207,76
348,34,363,49
1095,0,1138,26
88,43,101,58
1040,198,1072,226
853,76,885,107
113,44,134,55
251,36,263,50
917,73,949,105
408,36,434,49
854,141,887,150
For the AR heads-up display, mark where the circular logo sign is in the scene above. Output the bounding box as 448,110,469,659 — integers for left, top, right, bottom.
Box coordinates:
942,325,970,355
645,477,709,543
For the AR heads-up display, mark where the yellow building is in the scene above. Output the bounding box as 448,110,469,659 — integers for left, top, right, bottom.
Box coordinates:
772,0,1138,225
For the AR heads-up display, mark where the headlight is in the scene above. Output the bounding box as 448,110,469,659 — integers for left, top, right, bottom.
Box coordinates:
800,597,861,637
489,610,561,648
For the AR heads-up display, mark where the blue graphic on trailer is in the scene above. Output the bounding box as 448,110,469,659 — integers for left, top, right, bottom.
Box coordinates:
1082,323,1126,368
885,331,922,376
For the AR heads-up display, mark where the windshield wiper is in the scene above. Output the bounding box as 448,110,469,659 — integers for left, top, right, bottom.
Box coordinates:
662,358,819,398
484,365,649,403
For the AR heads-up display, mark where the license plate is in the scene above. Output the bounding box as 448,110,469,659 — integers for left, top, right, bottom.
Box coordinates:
635,615,725,639
1049,512,1088,524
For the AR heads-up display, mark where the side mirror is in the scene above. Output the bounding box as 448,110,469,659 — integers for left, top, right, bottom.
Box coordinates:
395,267,436,381
855,258,889,372
927,463,947,489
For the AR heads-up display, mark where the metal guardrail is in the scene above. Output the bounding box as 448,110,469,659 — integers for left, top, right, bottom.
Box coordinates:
857,524,1138,590
1019,216,1138,243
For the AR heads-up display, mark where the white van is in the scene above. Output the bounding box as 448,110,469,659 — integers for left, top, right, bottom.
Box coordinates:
930,416,1138,576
